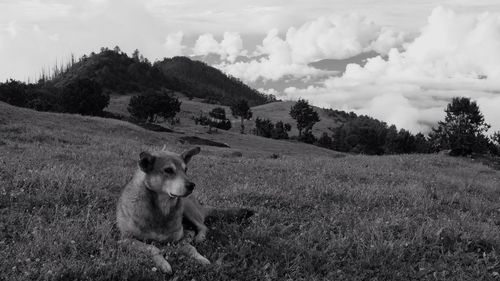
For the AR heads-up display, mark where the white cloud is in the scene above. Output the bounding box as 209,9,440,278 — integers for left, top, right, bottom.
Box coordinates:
285,14,404,63
282,7,500,134
6,21,18,37
216,14,404,83
192,32,246,62
163,31,185,57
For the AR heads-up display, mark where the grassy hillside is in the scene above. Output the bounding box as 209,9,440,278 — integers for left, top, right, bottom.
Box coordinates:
251,101,342,135
2,102,500,280
107,96,341,136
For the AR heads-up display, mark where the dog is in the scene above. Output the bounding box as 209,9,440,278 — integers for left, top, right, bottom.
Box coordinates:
116,146,253,274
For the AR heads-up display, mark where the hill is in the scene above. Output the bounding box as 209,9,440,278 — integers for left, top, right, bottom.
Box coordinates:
106,96,346,136
48,48,272,106
2,101,500,280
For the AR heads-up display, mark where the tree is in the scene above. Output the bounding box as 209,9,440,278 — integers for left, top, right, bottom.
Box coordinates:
317,132,333,149
272,121,291,139
128,90,181,123
230,99,252,133
0,79,30,107
208,107,231,132
414,133,430,153
132,49,140,62
289,99,320,137
254,117,274,138
490,131,500,155
332,116,387,155
431,97,491,156
60,78,109,115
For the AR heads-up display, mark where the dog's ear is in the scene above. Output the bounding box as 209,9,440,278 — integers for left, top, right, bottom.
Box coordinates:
181,147,201,164
139,151,155,173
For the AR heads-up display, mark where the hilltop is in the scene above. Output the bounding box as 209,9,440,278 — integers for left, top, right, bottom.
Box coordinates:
2,101,500,281
48,48,272,106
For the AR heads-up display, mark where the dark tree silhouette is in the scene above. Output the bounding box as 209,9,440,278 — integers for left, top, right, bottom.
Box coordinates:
60,78,109,115
208,107,231,131
289,99,320,137
430,97,491,156
231,99,253,133
317,132,333,149
128,90,181,123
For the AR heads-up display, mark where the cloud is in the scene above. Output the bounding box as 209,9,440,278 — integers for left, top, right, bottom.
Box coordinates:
163,31,185,57
6,21,18,37
192,32,246,63
216,14,404,83
282,7,500,134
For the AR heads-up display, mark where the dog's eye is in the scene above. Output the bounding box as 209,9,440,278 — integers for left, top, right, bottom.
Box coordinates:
163,167,175,174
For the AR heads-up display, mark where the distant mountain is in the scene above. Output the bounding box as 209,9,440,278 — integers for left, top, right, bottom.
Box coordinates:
308,51,380,74
49,49,272,106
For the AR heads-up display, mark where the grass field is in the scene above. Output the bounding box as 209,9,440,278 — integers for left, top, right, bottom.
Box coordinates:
2,101,500,280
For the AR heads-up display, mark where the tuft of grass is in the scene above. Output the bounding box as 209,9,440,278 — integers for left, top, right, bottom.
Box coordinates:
1,102,500,280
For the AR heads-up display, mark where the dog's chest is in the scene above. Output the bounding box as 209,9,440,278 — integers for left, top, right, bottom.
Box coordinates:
144,196,184,235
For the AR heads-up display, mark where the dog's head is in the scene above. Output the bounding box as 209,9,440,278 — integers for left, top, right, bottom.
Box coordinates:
138,147,201,197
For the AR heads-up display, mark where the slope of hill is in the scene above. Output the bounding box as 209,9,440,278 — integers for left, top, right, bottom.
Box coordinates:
2,101,500,281
107,96,343,136
250,101,343,135
155,57,271,106
48,49,271,106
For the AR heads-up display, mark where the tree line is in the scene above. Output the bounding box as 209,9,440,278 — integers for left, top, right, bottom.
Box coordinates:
251,98,500,156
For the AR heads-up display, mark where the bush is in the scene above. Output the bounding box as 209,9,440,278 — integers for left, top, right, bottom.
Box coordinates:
128,90,181,123
333,116,388,155
60,78,109,115
317,132,333,149
254,118,291,139
208,107,232,131
0,79,31,107
193,108,231,132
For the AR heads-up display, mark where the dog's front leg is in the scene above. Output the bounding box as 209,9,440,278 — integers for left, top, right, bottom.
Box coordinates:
119,238,173,274
179,242,211,265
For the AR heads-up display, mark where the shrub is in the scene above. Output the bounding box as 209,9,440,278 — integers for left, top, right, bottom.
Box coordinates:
60,78,109,115
317,132,333,149
128,90,181,123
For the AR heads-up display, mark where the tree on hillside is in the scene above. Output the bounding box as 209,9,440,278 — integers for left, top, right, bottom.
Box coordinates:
317,132,333,149
430,97,491,156
272,121,291,139
332,116,388,155
489,131,500,155
60,78,109,115
128,90,181,123
289,99,320,137
0,79,30,107
230,99,253,133
254,117,274,138
208,107,231,132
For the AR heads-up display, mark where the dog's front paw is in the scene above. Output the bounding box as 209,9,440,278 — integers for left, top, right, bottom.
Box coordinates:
195,255,211,265
152,255,173,274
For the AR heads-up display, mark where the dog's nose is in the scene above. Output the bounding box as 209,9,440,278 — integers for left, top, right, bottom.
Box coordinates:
186,182,195,191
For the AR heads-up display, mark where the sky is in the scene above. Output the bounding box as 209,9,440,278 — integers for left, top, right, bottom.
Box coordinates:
1,0,500,134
